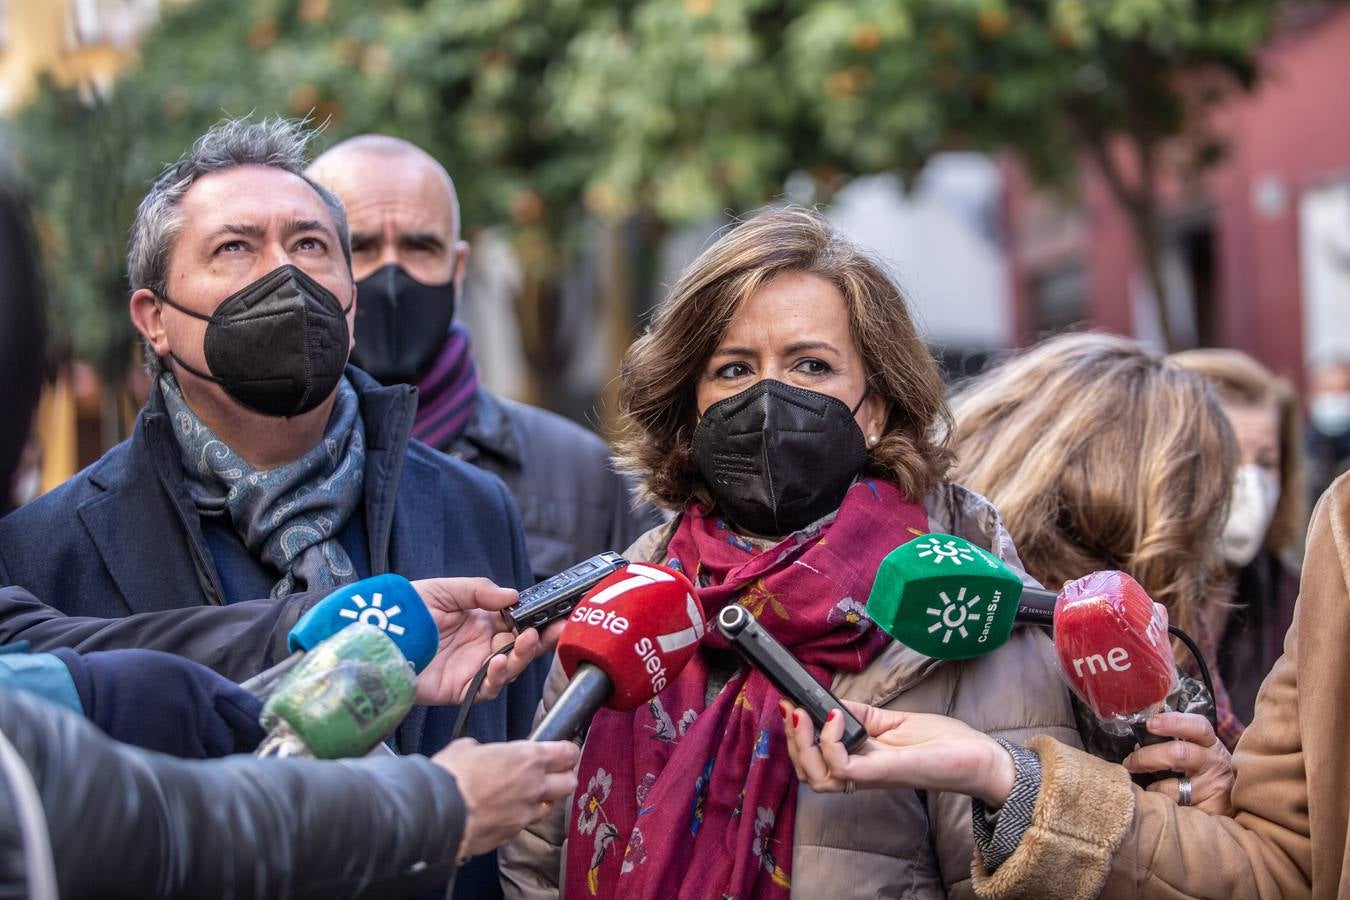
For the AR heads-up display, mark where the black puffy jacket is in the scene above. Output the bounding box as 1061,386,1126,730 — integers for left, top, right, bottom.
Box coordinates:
0,687,465,899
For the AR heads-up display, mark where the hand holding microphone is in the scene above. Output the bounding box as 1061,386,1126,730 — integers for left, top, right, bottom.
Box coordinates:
1052,570,1234,811
783,541,1231,816
781,698,1016,807
433,738,581,857
410,576,563,706
715,604,867,752
242,574,561,708
1121,711,1235,815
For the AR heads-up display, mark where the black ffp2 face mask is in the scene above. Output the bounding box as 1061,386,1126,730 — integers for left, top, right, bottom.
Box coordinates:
351,263,457,385
158,263,353,418
692,379,869,538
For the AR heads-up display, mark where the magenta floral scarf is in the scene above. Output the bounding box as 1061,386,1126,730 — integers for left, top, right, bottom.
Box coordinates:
565,479,929,899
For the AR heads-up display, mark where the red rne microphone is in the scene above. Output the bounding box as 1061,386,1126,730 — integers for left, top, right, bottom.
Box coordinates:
1053,570,1176,726
530,563,706,741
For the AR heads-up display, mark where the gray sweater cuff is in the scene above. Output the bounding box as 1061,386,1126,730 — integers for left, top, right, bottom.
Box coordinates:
971,738,1043,872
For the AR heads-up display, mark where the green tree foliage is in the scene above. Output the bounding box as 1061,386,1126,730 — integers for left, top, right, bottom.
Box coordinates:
11,0,1290,386
550,0,1284,349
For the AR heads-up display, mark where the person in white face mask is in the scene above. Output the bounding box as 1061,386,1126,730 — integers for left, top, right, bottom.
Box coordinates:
1305,357,1350,503
1172,349,1304,730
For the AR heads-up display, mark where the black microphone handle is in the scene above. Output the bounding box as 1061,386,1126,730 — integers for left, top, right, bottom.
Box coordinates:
1015,586,1058,628
529,663,614,742
717,605,868,752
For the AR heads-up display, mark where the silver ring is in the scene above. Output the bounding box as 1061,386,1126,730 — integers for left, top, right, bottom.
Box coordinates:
843,780,856,795
1178,777,1193,807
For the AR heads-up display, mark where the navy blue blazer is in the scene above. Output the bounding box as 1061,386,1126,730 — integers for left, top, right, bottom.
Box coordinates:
0,367,545,899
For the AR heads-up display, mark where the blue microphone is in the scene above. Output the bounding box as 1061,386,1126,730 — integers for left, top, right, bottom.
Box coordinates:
241,574,436,698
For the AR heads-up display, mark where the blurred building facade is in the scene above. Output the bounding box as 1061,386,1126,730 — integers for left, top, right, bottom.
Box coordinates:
0,0,158,113
1006,4,1350,387
828,156,1012,379
1,1,160,497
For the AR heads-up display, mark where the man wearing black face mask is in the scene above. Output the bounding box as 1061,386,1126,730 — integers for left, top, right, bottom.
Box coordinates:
307,136,661,583
0,118,550,900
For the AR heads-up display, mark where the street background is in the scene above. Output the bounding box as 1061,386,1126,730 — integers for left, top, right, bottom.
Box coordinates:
2,0,1348,498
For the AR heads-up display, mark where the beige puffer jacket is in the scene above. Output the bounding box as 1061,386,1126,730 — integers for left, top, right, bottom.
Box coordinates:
500,483,1082,899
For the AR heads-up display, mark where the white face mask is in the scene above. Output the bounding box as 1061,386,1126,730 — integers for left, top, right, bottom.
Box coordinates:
1311,392,1350,437
1221,464,1281,567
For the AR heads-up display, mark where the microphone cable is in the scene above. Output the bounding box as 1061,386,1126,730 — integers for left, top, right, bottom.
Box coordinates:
446,629,557,900
449,642,516,742
1167,624,1217,729
442,640,516,900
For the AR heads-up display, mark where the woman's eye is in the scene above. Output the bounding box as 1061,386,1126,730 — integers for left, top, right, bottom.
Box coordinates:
796,358,832,375
715,362,751,379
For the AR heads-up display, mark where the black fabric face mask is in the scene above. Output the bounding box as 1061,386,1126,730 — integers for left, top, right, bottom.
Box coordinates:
158,264,353,418
351,263,457,385
692,379,869,537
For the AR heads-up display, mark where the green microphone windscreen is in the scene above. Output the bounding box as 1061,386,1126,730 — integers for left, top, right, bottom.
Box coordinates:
260,623,416,758
867,534,1025,659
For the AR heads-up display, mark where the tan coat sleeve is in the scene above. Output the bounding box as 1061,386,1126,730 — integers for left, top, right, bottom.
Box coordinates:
931,626,1083,900
975,624,1307,899
973,474,1350,900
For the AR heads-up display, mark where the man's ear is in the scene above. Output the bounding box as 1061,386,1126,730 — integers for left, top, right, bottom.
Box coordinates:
451,240,471,293
129,288,169,357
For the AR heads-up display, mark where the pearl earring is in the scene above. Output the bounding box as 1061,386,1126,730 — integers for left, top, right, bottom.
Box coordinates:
868,434,880,447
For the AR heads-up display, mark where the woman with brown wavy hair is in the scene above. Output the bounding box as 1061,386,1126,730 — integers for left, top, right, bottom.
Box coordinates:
947,333,1244,746
501,208,1082,900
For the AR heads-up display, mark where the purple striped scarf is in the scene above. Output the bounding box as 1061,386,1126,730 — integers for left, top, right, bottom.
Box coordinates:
411,323,480,449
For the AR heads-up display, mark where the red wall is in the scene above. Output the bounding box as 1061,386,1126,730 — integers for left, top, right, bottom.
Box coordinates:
1209,6,1350,383
1011,6,1350,384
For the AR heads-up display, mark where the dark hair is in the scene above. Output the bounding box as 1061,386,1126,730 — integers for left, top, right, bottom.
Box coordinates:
0,179,48,513
615,207,952,510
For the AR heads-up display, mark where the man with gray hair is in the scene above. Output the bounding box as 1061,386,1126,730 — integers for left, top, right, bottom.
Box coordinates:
0,117,549,899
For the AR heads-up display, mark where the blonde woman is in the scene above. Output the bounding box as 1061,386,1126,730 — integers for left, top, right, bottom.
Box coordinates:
783,472,1350,897
501,209,1080,900
1171,349,1304,728
947,333,1246,749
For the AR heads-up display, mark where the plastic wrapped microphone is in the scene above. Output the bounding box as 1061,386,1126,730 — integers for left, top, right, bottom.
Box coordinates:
1053,570,1179,738
530,563,707,742
866,533,1057,660
255,623,416,759
242,574,437,700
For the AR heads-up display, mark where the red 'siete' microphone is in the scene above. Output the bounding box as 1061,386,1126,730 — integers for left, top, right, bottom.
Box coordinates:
1053,570,1177,727
530,563,706,742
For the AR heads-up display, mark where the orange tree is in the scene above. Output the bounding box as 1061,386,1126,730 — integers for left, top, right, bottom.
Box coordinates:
14,0,1292,398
